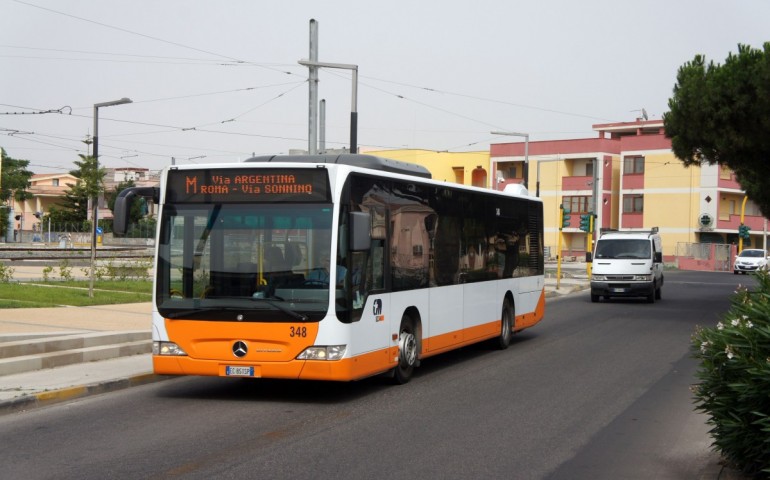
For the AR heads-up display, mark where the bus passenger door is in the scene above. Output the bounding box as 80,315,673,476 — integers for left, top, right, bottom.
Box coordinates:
350,238,390,358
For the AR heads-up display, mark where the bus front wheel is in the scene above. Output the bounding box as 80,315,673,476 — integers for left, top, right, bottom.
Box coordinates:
391,315,418,384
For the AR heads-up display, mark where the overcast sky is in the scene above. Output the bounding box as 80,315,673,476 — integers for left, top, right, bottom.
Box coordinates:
1,0,768,175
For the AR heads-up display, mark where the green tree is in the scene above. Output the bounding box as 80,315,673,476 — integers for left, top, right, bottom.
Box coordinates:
0,148,34,237
664,42,770,215
47,154,106,227
71,154,105,203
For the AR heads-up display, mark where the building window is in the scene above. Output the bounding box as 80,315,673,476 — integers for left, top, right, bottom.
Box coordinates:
562,195,594,214
623,156,644,174
452,167,464,184
52,179,59,186
623,194,644,213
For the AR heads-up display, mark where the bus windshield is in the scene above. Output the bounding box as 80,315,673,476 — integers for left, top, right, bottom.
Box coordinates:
156,202,336,321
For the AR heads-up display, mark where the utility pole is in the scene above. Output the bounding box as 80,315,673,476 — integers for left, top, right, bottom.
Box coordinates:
319,99,326,154
307,19,319,155
300,19,359,154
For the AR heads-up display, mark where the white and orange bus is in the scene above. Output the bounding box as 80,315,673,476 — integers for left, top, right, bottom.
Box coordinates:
114,154,545,384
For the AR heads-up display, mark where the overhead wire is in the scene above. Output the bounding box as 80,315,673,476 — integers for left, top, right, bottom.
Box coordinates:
11,0,301,77
8,0,620,161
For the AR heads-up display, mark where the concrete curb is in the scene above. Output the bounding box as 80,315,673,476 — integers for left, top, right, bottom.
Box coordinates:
0,372,170,416
545,284,589,298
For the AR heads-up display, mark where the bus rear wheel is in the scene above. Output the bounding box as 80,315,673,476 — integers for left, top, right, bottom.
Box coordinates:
496,298,514,350
391,315,418,384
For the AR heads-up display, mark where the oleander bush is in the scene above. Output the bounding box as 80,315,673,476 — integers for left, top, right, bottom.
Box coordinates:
692,269,770,477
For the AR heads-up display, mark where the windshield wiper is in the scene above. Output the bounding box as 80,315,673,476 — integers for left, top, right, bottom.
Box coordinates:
251,296,309,322
166,306,244,319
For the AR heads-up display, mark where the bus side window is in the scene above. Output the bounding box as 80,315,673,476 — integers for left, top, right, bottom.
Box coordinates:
370,239,385,290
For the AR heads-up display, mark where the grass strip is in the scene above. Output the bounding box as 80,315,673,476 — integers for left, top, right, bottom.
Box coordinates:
0,281,152,308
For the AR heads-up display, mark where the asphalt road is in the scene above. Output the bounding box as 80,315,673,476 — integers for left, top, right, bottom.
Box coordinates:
0,270,746,479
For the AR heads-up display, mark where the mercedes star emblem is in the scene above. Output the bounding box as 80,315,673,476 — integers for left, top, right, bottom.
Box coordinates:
232,341,248,358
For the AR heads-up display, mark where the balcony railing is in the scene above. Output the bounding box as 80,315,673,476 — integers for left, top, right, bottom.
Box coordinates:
718,214,767,231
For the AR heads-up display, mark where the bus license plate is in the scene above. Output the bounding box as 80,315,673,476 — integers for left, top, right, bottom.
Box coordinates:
226,366,254,377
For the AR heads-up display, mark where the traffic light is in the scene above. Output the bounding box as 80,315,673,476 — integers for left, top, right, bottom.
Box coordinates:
561,207,571,229
579,213,592,232
738,224,751,239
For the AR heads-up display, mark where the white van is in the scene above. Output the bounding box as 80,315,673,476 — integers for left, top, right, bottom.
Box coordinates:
589,228,664,303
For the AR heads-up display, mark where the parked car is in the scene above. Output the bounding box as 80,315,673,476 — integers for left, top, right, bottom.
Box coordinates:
733,248,769,274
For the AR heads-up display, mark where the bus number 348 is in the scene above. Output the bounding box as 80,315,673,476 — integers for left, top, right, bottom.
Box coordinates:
290,326,307,338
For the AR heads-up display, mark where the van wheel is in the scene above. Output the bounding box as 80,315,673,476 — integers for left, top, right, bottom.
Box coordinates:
655,285,662,300
647,289,655,304
390,315,418,384
496,298,514,350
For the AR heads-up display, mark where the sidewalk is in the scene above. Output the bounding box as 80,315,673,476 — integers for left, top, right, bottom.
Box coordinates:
0,302,160,414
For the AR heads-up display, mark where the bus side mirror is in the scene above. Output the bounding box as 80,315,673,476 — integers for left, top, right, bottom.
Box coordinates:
585,252,592,263
113,189,135,236
350,212,371,251
113,187,159,236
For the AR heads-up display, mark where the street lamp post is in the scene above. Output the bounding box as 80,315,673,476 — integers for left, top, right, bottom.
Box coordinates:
90,97,132,297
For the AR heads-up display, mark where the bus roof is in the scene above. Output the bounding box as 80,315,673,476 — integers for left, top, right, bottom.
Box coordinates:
245,154,432,179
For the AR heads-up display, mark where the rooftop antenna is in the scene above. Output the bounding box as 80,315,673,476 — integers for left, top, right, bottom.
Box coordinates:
631,108,649,121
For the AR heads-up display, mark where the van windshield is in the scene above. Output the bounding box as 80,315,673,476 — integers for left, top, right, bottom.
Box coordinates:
595,239,651,259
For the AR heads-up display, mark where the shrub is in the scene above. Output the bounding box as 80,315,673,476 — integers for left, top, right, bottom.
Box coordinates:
0,263,14,283
692,269,770,477
58,259,73,281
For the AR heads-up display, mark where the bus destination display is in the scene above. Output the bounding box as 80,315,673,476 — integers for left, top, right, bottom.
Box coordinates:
166,168,330,203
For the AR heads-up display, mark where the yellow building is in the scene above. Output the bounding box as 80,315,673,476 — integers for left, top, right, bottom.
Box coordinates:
364,149,491,187
10,173,77,241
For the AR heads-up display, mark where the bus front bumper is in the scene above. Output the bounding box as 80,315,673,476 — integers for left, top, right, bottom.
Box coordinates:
153,347,396,382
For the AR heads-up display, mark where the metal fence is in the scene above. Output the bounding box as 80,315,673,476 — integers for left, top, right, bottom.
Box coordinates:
11,221,156,245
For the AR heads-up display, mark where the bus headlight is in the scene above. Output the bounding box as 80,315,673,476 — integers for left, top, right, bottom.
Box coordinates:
153,341,188,356
297,345,346,361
